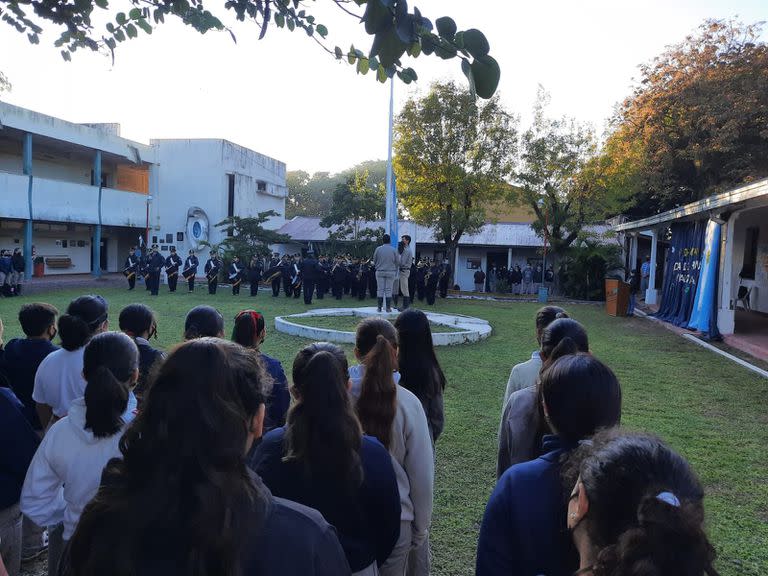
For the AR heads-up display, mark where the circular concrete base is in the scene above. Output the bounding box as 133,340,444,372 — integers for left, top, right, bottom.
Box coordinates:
275,307,492,346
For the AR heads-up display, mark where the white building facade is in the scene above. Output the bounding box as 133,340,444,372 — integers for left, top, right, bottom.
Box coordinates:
0,102,287,276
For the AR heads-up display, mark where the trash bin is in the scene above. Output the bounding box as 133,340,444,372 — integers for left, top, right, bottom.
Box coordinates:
33,259,45,278
605,278,629,317
538,286,549,303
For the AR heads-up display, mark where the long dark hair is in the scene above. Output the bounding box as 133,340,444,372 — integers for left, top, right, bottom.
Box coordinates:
184,306,224,339
564,429,718,576
535,306,568,344
65,338,272,576
540,318,588,363
394,308,446,400
82,332,137,438
59,295,108,351
539,354,621,445
355,318,398,450
286,342,363,495
231,310,265,349
118,304,156,338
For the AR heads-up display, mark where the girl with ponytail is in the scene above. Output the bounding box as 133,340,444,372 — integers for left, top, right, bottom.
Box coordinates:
33,295,110,427
564,429,718,576
21,332,138,575
478,353,622,576
349,318,434,576
250,342,400,575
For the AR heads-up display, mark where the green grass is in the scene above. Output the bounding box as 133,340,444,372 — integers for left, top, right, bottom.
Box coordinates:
2,286,766,576
286,313,462,333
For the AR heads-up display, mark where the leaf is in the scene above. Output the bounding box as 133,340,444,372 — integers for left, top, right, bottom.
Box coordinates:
125,23,137,38
137,18,152,34
286,18,294,31
363,0,391,35
316,23,327,37
462,28,489,58
116,12,127,25
435,16,456,40
377,65,387,82
357,57,369,75
375,29,407,68
368,55,378,70
274,12,285,27
94,0,108,8
397,67,417,84
461,58,476,98
470,54,500,99
407,41,421,57
348,44,357,64
334,45,343,60
114,28,125,41
129,8,141,19
61,50,71,61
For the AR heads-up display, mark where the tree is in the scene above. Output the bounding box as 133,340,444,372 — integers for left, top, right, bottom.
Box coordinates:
285,159,386,218
320,169,385,239
599,19,768,217
1,0,500,98
513,88,599,263
211,210,291,263
394,80,517,280
0,71,10,94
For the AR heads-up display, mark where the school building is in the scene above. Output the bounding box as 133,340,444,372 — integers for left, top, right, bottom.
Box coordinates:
0,102,287,276
615,178,768,360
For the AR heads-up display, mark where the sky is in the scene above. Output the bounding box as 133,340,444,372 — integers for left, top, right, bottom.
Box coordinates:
0,0,765,174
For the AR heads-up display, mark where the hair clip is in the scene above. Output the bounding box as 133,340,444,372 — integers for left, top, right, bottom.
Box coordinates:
656,491,680,507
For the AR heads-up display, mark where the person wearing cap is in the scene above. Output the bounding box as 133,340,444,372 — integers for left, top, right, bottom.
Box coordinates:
165,247,182,293
229,256,244,296
299,252,320,305
124,247,138,291
183,250,199,292
147,246,165,297
204,251,221,295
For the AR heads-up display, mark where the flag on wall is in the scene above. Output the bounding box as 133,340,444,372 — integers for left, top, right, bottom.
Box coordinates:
687,220,722,339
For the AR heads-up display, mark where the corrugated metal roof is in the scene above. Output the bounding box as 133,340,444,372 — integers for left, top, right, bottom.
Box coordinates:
278,217,610,247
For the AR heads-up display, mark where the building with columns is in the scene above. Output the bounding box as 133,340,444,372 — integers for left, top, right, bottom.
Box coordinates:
0,102,287,276
614,178,768,357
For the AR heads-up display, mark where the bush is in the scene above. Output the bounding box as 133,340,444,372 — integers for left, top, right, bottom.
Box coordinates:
558,240,622,301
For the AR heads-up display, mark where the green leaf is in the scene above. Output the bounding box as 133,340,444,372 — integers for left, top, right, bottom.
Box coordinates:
61,50,71,61
106,22,115,32
334,45,343,60
375,29,407,68
435,16,456,40
274,12,285,27
461,58,476,97
453,30,464,50
316,23,327,37
397,67,417,84
137,18,152,34
407,42,421,58
114,28,125,41
129,8,141,19
368,55,378,70
125,23,137,38
470,55,500,99
116,12,127,25
357,57,370,75
287,18,294,31
94,0,108,8
363,0,391,35
462,28,489,58
377,65,387,83
348,44,356,64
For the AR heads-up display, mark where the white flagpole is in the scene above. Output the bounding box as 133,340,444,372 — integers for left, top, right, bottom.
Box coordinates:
385,77,396,247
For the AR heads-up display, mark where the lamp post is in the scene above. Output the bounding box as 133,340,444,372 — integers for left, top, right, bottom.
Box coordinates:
145,195,153,248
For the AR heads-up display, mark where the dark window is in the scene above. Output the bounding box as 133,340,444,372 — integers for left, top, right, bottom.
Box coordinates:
227,174,236,236
740,227,759,280
166,233,173,244
257,180,267,192
177,232,184,242
62,240,68,248
152,235,158,244
90,170,108,187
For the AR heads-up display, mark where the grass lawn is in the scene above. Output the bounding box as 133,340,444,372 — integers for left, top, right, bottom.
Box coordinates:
285,313,463,333
2,285,766,576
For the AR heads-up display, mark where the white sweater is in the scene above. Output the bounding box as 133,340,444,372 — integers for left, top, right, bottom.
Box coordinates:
21,398,124,540
349,365,434,544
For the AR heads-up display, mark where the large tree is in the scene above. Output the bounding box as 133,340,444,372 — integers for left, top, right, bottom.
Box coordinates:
513,88,600,261
1,0,500,97
211,210,291,262
285,159,386,218
599,19,768,217
394,80,517,279
320,169,385,239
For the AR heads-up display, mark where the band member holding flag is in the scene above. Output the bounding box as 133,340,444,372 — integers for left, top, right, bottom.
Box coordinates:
204,250,221,295
148,245,165,296
229,256,244,296
124,247,138,290
182,250,199,292
165,246,182,293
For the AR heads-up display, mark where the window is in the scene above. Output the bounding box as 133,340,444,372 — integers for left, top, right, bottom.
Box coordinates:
177,232,184,242
467,258,481,270
257,180,267,192
740,227,759,280
227,174,236,237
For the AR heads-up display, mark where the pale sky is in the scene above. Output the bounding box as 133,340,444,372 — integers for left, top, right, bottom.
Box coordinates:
1,0,765,174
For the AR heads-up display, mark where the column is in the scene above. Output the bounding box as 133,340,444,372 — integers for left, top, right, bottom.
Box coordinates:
645,228,659,305
22,134,33,275
454,245,460,290
507,247,512,269
93,150,103,277
717,213,739,334
629,233,638,274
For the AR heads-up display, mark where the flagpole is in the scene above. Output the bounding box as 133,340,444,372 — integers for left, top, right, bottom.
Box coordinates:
385,77,397,248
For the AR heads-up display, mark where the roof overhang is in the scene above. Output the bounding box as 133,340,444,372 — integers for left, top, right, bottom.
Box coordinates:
614,178,768,232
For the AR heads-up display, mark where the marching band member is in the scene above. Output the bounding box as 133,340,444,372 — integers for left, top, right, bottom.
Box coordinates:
164,246,182,293
204,250,221,295
182,250,199,292
147,245,165,297
229,256,244,296
123,247,138,291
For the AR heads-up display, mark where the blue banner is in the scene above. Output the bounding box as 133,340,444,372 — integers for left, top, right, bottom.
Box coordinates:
687,220,721,338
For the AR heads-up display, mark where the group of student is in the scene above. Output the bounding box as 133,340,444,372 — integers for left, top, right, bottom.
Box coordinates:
477,263,555,295
0,293,448,576
0,249,25,298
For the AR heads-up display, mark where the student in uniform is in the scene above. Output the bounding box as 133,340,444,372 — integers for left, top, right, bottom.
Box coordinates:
118,304,164,404
0,251,12,296
267,254,282,297
11,248,25,296
182,249,199,292
231,310,290,430
331,257,346,300
250,342,401,575
229,256,244,296
563,430,718,576
59,338,351,576
281,256,294,297
317,256,330,299
22,332,139,576
32,295,110,428
438,259,451,299
394,309,447,445
372,235,399,313
123,247,138,290
164,247,182,293
476,352,622,576
426,261,440,305
248,255,263,297
204,251,220,295
349,318,434,576
0,303,59,432
299,252,319,305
